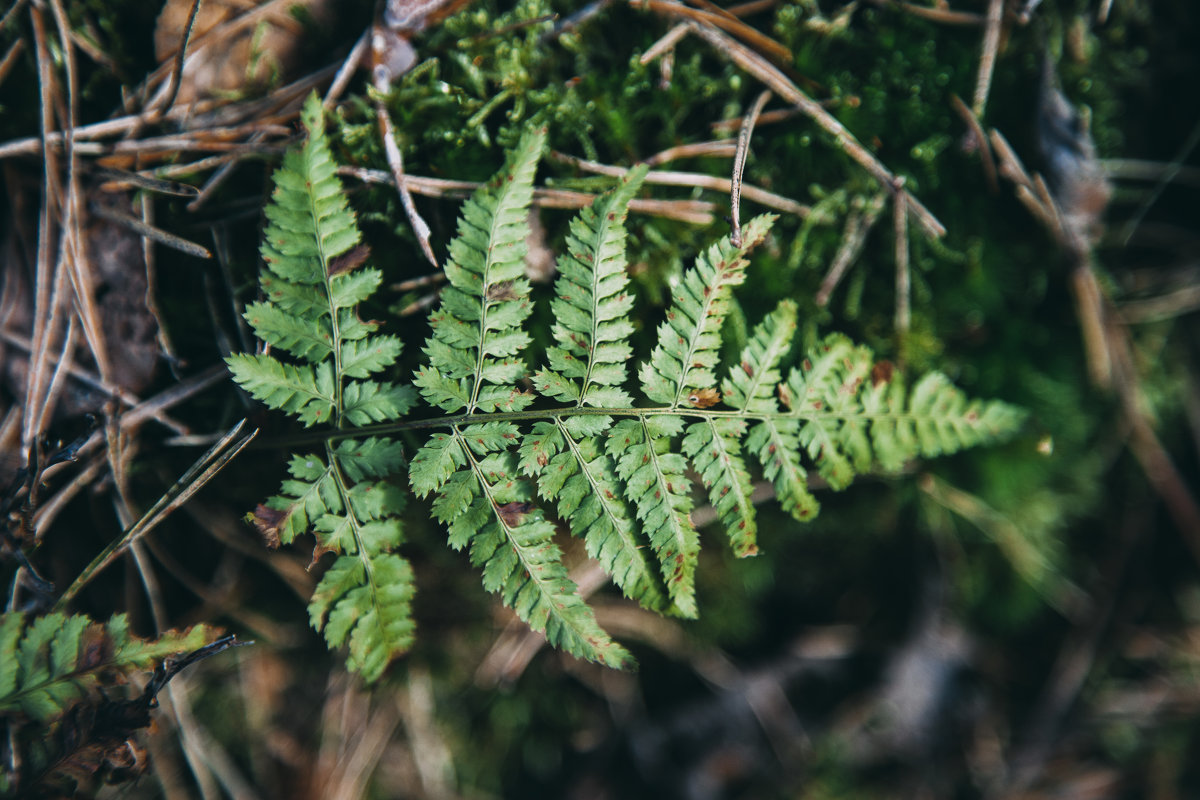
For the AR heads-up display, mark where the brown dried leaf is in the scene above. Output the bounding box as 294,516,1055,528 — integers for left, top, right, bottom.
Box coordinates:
686,387,722,408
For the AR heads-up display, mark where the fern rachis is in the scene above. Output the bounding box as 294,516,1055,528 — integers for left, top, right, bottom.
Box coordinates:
231,97,1026,679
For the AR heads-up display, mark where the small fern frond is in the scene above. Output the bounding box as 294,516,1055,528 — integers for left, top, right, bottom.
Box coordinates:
724,300,799,413
536,166,647,408
640,214,775,408
226,354,335,426
414,128,546,414
608,416,699,617
310,553,415,681
747,418,822,521
260,99,360,284
415,424,633,667
231,93,416,681
520,419,669,612
682,418,758,556
0,612,214,722
243,300,333,362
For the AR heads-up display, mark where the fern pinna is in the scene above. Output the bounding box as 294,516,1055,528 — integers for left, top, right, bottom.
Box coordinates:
231,94,1026,679
227,94,417,681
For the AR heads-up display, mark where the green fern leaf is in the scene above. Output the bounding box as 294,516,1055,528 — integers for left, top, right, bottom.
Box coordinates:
414,127,546,414
226,354,335,426
723,300,798,413
536,166,647,408
332,437,408,481
0,611,214,722
341,335,404,379
640,214,775,407
608,416,698,617
310,553,415,683
260,99,359,284
682,418,758,556
783,334,874,490
230,93,418,681
236,120,1030,681
342,380,416,425
329,267,383,310
520,420,668,611
426,425,632,666
747,418,821,522
243,301,333,362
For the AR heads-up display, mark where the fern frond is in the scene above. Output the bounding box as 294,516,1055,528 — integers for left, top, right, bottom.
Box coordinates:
414,128,546,414
230,93,417,681
416,425,633,667
608,416,699,616
236,120,1029,679
260,98,360,284
341,335,405,378
640,214,775,408
747,417,821,521
0,612,214,722
226,354,334,426
682,418,758,556
520,419,668,611
243,301,333,362
310,553,415,682
535,166,647,408
723,300,798,413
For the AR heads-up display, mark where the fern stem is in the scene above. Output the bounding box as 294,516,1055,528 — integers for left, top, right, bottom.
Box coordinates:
325,441,386,624
271,405,955,448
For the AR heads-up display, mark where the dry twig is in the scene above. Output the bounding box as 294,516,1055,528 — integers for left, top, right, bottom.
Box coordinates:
972,0,1005,117
342,165,719,224
731,90,772,246
950,93,998,192
893,188,910,334
551,150,811,218
872,0,985,26
686,20,946,238
815,191,888,307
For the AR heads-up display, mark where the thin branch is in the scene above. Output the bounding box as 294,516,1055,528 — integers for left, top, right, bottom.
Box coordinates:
972,0,1005,118
90,202,213,259
342,165,718,224
551,150,811,218
949,93,997,192
893,190,911,334
640,21,690,64
815,191,888,308
54,420,257,608
1118,284,1200,324
375,101,438,267
871,0,985,26
731,90,772,246
25,4,66,450
325,29,369,107
149,0,202,120
711,105,803,133
633,0,792,63
0,38,23,89
686,20,946,238
644,138,737,166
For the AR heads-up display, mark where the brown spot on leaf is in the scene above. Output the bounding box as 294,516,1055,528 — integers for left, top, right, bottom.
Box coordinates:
868,362,897,388
687,387,721,408
486,281,519,302
496,501,535,527
328,244,370,277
